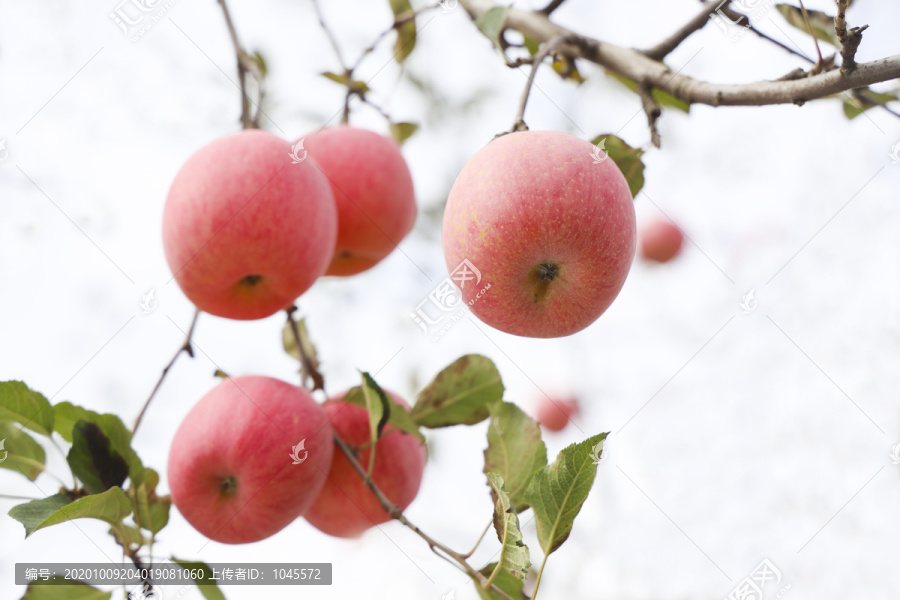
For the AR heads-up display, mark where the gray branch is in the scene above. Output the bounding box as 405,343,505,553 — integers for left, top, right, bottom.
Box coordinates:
458,0,900,108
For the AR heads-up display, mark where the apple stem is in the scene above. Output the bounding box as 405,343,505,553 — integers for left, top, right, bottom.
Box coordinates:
331,432,517,600
132,309,200,436
510,33,574,133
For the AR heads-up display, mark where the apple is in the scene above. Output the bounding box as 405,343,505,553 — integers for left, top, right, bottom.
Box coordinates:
300,126,416,276
167,375,333,544
163,129,337,320
639,220,684,263
303,389,426,537
441,130,635,338
535,396,579,432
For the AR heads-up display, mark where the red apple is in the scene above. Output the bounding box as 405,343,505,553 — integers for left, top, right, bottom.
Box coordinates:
639,220,684,263
535,396,579,432
163,129,337,320
303,389,426,537
441,130,635,338
300,126,417,276
167,375,333,544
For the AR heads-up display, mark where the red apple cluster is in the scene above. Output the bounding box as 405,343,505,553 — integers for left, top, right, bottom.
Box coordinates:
163,126,423,543
167,378,426,544
162,126,416,320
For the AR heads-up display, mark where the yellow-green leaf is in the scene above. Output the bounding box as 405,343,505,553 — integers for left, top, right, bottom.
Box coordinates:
390,0,417,63
390,121,419,145
0,422,46,481
486,474,530,584
775,4,840,47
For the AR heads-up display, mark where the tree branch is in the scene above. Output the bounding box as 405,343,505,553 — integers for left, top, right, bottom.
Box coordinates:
132,310,199,435
638,82,662,147
217,0,265,128
458,0,900,108
282,316,512,599
538,0,566,17
643,0,723,61
834,0,867,74
331,433,515,600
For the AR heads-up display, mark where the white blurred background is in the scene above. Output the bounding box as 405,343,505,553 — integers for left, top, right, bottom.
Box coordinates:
1,0,899,598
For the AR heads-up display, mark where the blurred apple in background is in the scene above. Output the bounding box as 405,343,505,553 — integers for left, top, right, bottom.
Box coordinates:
535,396,580,432
639,219,684,264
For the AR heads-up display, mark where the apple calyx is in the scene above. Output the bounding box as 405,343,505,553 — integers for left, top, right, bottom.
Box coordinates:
219,476,238,495
530,261,562,303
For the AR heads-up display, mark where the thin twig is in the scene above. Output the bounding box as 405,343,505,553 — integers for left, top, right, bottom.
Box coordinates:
331,433,516,600
0,493,41,501
311,0,351,123
132,310,199,435
285,306,325,393
797,0,824,66
643,0,723,61
282,315,513,600
835,0,867,74
538,0,566,16
462,520,493,559
637,83,662,148
511,33,572,132
217,0,253,128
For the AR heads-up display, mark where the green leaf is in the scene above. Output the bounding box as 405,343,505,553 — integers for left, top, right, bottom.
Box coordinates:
22,578,112,600
523,433,606,556
389,0,417,63
775,4,840,47
412,355,504,428
475,563,527,600
484,402,547,512
590,134,645,198
476,6,509,44
251,50,268,78
486,474,530,584
283,315,322,368
65,414,144,494
0,381,54,437
52,402,100,444
358,373,388,473
607,72,690,113
0,422,46,481
320,72,371,97
67,421,129,495
9,487,131,538
110,522,147,548
522,33,540,57
130,468,170,535
343,386,425,443
841,88,900,119
551,57,584,84
171,558,226,600
389,121,419,145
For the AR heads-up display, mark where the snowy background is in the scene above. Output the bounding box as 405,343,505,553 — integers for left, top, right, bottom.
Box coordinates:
1,0,899,598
